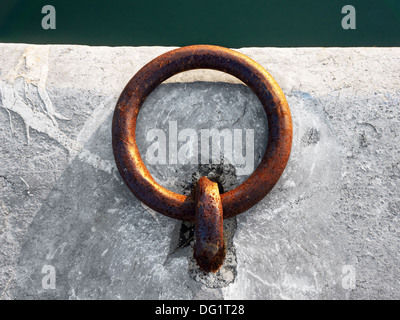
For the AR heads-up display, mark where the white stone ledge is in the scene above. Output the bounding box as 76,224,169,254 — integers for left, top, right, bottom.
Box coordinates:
0,44,399,300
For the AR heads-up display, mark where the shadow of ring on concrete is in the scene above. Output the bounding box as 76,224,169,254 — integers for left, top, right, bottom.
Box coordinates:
11,81,342,299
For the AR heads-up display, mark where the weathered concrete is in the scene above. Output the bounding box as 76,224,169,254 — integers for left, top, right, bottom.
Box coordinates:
0,44,399,299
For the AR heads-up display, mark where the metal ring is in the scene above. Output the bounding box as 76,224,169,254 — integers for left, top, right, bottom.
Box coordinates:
112,45,292,221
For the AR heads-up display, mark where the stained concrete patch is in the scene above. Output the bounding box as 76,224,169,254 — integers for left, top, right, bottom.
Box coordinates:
0,45,399,299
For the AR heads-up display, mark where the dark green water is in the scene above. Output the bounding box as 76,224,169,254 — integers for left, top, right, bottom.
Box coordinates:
0,0,399,47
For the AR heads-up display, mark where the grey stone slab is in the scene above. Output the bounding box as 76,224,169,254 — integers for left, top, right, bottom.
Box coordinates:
0,44,399,299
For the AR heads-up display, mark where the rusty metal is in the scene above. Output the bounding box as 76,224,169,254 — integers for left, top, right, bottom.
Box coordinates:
112,45,292,272
194,177,225,273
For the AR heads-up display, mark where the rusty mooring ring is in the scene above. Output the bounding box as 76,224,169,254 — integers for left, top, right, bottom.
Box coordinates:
112,45,292,221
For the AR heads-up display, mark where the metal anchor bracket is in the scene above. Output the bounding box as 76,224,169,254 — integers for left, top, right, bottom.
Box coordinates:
112,45,293,273
194,176,225,273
